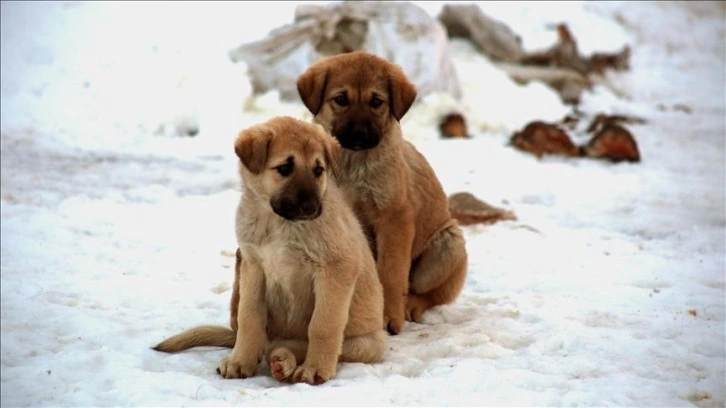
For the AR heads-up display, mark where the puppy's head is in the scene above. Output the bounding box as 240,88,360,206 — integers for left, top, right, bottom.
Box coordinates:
296,51,417,151
234,117,340,221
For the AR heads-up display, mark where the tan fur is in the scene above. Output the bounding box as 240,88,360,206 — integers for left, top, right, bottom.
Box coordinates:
295,51,468,334
155,117,386,385
153,325,236,352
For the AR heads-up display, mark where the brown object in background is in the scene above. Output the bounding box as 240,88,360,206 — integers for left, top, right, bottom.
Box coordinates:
519,23,587,75
589,46,631,74
559,112,583,130
510,121,581,158
586,113,647,133
581,123,640,163
437,4,524,63
439,113,469,138
519,23,631,77
448,192,517,226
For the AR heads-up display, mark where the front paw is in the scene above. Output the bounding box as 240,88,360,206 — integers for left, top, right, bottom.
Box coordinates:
384,313,405,335
384,297,406,335
291,364,333,385
217,354,257,379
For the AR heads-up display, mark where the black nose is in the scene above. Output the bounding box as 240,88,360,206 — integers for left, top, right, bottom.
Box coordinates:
337,123,380,151
349,124,368,139
298,193,320,218
271,190,321,221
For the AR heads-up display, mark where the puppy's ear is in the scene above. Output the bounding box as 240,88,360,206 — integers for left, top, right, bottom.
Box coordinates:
296,63,329,115
322,134,341,179
234,125,273,174
387,64,417,121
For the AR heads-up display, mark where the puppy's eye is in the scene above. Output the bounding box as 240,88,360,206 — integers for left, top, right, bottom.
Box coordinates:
334,95,349,106
313,165,324,177
275,161,294,177
369,97,383,108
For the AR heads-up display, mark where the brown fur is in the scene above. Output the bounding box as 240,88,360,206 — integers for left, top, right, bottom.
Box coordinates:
582,123,641,163
510,121,581,158
155,117,386,385
295,51,468,335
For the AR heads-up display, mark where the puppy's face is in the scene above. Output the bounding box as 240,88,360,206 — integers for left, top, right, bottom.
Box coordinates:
296,51,417,151
234,117,340,221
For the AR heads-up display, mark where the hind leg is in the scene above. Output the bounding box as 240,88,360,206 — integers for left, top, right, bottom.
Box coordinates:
407,223,468,322
265,332,387,384
339,330,387,364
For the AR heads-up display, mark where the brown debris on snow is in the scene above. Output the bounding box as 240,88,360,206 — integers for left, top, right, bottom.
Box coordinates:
585,113,647,133
438,6,632,105
588,47,631,74
511,113,643,163
448,192,517,226
520,24,630,76
519,24,589,74
509,121,581,158
515,23,631,104
581,123,641,163
439,113,469,138
559,113,583,130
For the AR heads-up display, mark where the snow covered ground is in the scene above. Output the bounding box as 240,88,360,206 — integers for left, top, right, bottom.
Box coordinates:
1,1,724,406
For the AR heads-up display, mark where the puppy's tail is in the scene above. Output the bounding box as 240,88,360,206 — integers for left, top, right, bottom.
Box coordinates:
152,325,236,353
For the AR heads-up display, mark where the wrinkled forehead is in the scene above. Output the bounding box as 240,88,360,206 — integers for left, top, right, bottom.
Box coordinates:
326,62,389,97
268,131,326,164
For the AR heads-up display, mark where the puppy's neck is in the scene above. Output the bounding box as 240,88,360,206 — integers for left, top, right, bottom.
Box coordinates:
337,124,404,177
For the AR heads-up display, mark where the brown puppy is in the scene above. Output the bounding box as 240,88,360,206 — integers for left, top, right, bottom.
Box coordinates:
296,51,468,334
155,117,386,385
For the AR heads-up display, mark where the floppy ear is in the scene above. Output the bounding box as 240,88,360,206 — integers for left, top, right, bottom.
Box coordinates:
234,125,273,174
296,63,329,115
322,134,341,179
387,64,417,121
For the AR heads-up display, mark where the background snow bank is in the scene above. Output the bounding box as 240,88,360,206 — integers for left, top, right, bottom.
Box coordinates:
1,1,724,406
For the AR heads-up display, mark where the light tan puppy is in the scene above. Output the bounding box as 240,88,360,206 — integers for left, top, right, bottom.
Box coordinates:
296,51,469,335
155,116,386,385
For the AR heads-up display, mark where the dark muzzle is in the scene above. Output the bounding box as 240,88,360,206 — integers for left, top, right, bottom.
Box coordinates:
335,123,380,151
271,189,322,221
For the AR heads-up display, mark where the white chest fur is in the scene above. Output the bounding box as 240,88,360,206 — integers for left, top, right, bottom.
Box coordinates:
261,241,315,286
240,236,318,334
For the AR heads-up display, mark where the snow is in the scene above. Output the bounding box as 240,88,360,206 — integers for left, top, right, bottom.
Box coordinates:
1,1,724,406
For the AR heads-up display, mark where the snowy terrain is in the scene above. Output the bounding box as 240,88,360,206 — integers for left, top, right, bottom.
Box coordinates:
1,1,724,406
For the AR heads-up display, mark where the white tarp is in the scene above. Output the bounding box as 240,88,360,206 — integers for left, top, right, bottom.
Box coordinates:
228,1,462,103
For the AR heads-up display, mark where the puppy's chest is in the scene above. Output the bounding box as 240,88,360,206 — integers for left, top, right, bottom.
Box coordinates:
338,161,392,212
242,238,319,308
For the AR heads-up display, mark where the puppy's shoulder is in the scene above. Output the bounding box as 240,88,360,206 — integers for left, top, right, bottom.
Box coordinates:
320,182,361,228
317,183,369,251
